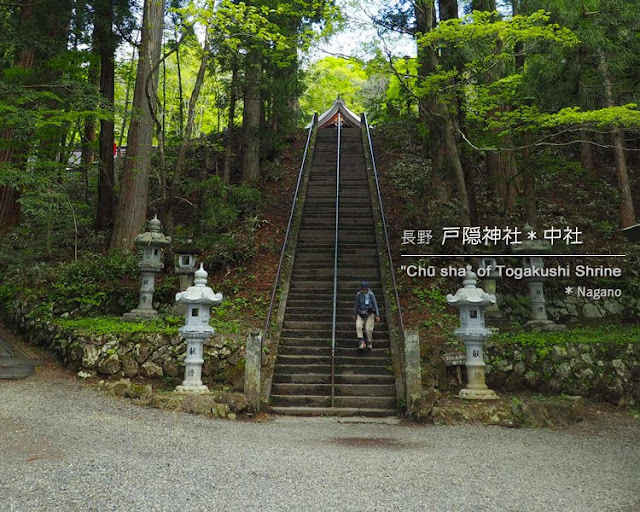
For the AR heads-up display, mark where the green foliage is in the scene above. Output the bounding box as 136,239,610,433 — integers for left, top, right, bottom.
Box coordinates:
300,57,368,118
188,176,262,270
411,285,458,334
412,286,449,310
56,316,180,336
493,325,640,349
209,297,250,333
4,252,139,318
197,176,262,233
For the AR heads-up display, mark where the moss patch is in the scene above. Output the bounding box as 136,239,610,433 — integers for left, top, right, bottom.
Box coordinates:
493,325,640,349
56,316,181,336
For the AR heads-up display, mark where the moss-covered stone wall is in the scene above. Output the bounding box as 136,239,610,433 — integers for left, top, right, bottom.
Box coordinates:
5,299,246,388
483,339,640,406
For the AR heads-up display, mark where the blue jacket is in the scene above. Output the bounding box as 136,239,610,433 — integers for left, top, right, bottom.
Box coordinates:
354,289,379,316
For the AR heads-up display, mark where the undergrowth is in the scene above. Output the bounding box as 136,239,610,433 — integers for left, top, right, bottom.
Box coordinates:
493,325,640,349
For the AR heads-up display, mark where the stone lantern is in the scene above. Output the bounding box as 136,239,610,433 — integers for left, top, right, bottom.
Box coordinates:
513,224,565,332
447,265,498,400
175,242,199,291
123,215,172,322
476,256,502,319
175,264,223,394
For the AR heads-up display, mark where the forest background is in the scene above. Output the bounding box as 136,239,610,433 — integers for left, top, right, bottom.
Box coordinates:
0,0,638,334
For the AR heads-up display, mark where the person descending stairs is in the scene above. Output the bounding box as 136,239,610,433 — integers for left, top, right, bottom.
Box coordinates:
269,113,397,417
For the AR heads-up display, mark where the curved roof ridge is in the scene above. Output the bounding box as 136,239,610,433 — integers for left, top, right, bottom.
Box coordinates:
306,98,361,128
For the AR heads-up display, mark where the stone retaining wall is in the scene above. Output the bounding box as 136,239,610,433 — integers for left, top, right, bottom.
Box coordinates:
5,301,246,388
483,339,640,406
502,293,640,323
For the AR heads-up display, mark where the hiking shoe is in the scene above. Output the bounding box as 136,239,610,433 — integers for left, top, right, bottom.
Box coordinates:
366,341,373,350
358,340,366,350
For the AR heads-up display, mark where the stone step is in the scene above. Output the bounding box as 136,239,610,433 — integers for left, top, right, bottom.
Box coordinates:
0,359,36,379
270,395,397,409
280,329,389,339
279,337,390,347
283,320,388,331
276,345,391,356
290,273,381,282
269,406,398,417
299,227,375,234
293,250,379,259
274,364,392,375
271,383,397,397
282,299,386,309
298,236,377,244
283,313,386,323
270,127,398,415
275,354,391,366
273,373,395,385
291,266,379,273
289,280,382,288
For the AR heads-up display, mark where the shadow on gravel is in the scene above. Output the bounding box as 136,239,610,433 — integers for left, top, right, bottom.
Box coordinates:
328,436,427,450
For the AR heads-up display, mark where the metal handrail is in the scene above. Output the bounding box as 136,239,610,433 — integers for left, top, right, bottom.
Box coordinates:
330,113,342,407
263,113,317,346
362,114,406,339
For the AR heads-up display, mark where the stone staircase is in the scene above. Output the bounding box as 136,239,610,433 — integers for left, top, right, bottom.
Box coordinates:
270,127,397,416
0,335,37,379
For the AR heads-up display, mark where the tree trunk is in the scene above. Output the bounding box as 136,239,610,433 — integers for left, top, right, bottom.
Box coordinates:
416,0,445,199
110,0,166,249
223,59,239,185
241,47,262,183
0,3,37,232
486,146,519,211
474,0,521,213
116,45,137,172
512,0,537,228
416,0,470,225
472,0,495,11
269,18,300,145
0,182,21,233
597,49,636,227
579,130,597,178
0,0,72,232
577,54,598,178
82,45,99,207
520,132,538,229
438,0,458,21
95,0,117,231
161,30,210,234
174,26,185,137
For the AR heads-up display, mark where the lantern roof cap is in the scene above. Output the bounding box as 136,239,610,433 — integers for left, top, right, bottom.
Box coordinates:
176,264,223,305
134,215,172,247
447,265,496,308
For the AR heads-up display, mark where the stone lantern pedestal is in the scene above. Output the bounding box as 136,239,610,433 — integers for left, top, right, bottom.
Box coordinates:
513,225,565,332
175,264,223,394
124,216,172,322
447,266,498,400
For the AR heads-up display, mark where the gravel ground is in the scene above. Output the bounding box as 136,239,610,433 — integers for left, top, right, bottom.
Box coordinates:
1,362,639,512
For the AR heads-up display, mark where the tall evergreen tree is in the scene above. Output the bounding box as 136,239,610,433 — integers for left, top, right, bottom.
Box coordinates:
110,0,166,249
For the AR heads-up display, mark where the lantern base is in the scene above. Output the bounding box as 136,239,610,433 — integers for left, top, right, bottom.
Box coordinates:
458,388,499,400
123,309,159,322
524,320,565,332
175,384,209,394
